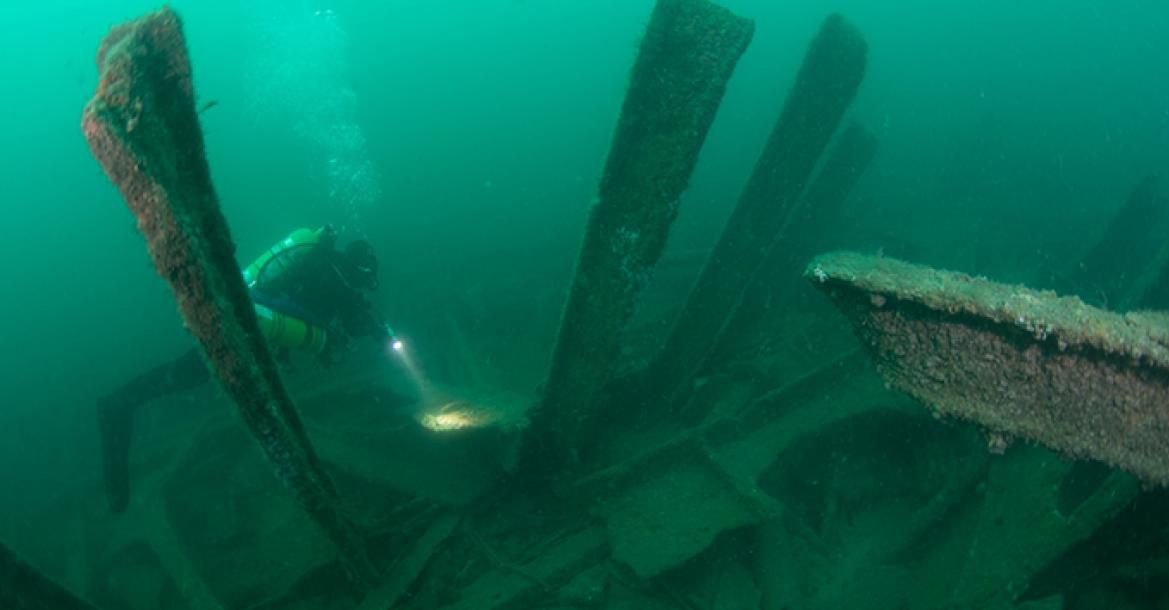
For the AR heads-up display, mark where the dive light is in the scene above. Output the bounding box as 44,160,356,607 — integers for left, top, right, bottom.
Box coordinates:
385,323,404,352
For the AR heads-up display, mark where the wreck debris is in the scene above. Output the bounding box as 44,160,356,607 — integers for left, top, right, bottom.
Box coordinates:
573,436,780,579
358,513,462,610
524,0,754,471
441,526,609,610
570,351,879,579
650,13,868,409
0,542,98,609
80,8,373,581
58,2,1154,608
944,449,1137,609
751,405,1138,610
94,370,479,609
160,419,334,607
807,250,1169,485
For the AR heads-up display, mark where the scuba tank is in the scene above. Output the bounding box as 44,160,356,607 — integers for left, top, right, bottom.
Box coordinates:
242,227,335,354
254,304,328,354
242,226,334,290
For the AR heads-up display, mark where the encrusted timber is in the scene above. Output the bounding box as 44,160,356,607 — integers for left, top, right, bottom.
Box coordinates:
0,542,99,609
649,12,868,410
524,0,754,470
80,8,373,581
808,250,1169,485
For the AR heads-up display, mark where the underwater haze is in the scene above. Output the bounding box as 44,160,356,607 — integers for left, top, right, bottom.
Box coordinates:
2,0,1169,608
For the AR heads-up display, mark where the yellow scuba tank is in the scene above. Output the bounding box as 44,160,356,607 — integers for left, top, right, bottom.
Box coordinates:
242,226,332,290
254,304,328,354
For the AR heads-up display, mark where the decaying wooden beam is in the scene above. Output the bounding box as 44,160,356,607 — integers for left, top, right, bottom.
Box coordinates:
524,0,754,472
808,250,1169,485
81,8,374,582
649,13,868,409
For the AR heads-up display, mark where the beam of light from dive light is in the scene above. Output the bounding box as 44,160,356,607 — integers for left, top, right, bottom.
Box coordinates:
385,331,435,403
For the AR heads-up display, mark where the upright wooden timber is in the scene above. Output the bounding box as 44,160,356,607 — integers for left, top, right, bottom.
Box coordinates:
717,121,877,361
808,250,1169,485
649,14,867,407
81,8,374,583
524,0,754,473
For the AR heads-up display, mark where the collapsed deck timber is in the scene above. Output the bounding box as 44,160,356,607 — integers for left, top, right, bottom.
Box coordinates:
808,250,1169,485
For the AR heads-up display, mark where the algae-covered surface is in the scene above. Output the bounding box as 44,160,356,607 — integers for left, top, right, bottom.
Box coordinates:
650,12,868,410
809,250,1169,485
528,0,754,470
80,7,374,583
809,250,1169,366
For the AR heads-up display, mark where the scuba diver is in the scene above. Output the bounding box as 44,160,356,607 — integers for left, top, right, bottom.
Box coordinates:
96,225,398,514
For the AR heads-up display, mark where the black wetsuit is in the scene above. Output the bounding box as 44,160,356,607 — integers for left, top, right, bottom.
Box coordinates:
255,244,387,342
97,244,384,513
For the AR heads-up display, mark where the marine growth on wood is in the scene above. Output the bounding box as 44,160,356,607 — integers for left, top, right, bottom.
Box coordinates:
80,7,375,582
650,13,869,409
809,250,1169,485
525,0,755,471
